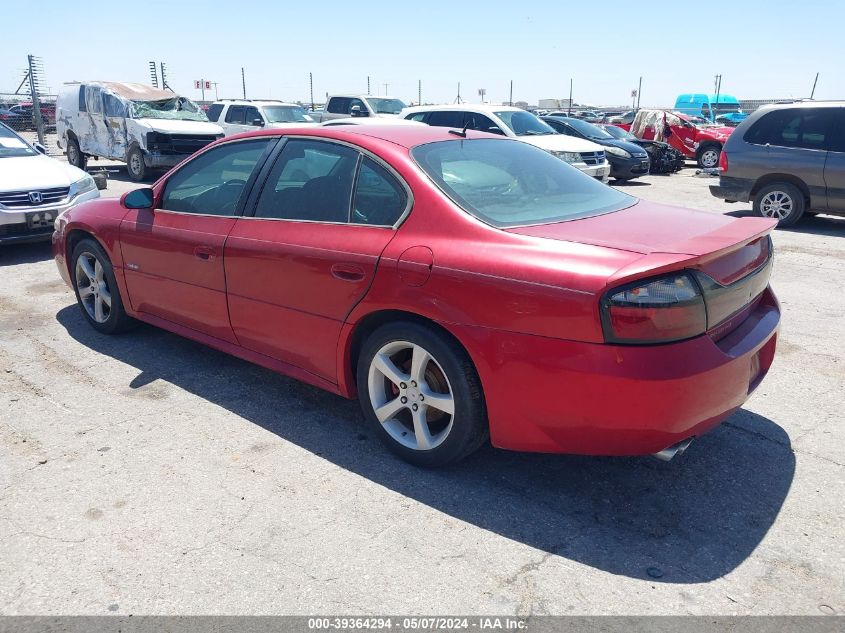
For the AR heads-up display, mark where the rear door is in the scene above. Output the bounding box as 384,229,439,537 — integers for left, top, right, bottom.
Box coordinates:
824,107,845,211
224,138,409,382
119,137,276,342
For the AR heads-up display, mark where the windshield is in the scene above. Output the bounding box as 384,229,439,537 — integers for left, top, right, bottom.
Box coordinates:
0,124,36,158
601,125,635,140
494,110,556,136
131,97,209,121
365,98,406,114
564,117,614,140
263,105,314,123
412,139,635,228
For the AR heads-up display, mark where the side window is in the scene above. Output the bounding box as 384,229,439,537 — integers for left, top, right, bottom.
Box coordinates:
103,94,128,118
254,139,358,223
160,139,271,215
745,108,833,149
244,106,262,125
829,110,845,153
78,86,87,113
86,87,102,114
225,105,245,124
206,103,224,122
349,98,366,114
327,97,350,114
352,157,407,226
467,113,500,134
427,111,466,128
407,112,427,123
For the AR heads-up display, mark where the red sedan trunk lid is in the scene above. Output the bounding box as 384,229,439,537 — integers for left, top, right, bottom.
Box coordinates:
507,200,774,258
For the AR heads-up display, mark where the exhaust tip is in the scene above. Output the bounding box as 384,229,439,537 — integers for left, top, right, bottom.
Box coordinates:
653,437,694,462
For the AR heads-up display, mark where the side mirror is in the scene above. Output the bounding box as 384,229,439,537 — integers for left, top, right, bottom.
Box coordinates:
33,142,47,154
251,118,264,127
487,126,505,135
122,187,154,209
350,105,368,118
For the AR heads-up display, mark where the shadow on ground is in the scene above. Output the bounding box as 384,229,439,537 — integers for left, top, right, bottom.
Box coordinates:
0,241,53,266
726,207,845,237
57,305,795,584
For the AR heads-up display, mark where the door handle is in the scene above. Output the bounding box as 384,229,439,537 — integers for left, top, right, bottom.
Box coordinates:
194,246,215,261
331,263,366,282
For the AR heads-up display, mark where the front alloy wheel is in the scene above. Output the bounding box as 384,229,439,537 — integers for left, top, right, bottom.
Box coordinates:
75,252,112,323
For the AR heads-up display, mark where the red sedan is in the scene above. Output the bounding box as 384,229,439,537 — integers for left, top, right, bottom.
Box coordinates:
52,125,779,466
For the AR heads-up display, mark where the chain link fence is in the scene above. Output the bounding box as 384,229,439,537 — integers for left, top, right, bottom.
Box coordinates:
1,92,62,157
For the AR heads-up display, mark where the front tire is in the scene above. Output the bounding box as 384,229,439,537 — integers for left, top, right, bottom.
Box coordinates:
70,239,135,334
66,137,86,170
754,182,805,227
126,146,148,182
696,145,721,169
357,322,487,467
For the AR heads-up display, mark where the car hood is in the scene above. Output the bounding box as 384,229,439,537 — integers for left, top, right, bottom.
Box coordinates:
517,134,604,153
0,154,88,191
696,125,734,141
134,118,224,135
592,138,648,156
507,200,775,256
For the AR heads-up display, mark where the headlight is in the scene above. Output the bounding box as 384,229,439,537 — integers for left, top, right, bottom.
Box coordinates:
68,175,96,199
551,151,582,164
604,145,632,158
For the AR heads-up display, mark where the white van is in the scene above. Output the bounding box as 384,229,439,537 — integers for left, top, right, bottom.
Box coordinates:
56,82,224,181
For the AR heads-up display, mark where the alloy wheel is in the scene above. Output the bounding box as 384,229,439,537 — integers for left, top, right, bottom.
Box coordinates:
700,149,719,168
367,341,455,451
75,252,112,323
759,190,793,220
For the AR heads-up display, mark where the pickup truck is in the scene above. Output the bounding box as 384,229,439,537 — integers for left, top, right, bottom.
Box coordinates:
308,95,406,122
619,109,733,169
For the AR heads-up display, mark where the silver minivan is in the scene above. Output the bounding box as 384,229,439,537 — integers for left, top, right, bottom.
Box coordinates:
710,101,845,226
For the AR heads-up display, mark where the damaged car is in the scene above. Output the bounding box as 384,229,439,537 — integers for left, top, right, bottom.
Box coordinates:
56,82,224,182
598,124,685,174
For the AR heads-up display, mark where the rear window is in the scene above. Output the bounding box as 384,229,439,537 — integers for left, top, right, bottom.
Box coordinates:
411,138,634,228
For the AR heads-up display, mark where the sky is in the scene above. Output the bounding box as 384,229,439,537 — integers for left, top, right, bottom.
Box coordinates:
1,0,842,108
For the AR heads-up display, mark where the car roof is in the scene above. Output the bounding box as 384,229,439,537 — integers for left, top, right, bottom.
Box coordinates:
402,104,522,115
222,124,500,149
214,100,301,107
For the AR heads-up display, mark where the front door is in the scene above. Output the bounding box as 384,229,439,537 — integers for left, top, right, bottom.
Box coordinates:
119,137,275,342
825,108,845,211
224,138,409,382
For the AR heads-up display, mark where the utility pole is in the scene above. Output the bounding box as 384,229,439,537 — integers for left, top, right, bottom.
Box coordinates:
241,67,246,99
637,76,642,110
713,74,722,122
418,79,421,105
382,83,389,96
149,61,159,88
367,76,371,95
810,72,819,99
212,82,219,100
200,78,205,101
454,82,462,104
509,80,513,107
309,72,314,111
27,55,45,145
160,62,170,91
568,78,573,116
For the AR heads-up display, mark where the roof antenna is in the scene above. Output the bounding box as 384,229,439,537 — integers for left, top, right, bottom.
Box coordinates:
449,120,471,138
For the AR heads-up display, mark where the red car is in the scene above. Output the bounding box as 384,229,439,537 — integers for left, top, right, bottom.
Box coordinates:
620,110,734,169
52,125,779,466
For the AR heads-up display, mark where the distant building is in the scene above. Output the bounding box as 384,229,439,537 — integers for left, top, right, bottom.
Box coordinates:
538,98,573,110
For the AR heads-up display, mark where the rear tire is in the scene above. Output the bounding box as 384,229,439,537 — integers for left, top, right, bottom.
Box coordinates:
126,146,148,182
696,145,721,169
70,238,135,334
356,322,487,467
753,182,805,227
66,137,86,170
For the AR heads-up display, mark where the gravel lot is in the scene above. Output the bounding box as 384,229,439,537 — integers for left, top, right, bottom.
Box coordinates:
1,163,843,616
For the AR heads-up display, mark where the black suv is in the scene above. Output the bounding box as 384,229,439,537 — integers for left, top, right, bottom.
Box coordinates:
710,102,845,227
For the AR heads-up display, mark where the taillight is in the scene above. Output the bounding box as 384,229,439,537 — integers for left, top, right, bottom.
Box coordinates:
601,273,706,344
719,150,728,173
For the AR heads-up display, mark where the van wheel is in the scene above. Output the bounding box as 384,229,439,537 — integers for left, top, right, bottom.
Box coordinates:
66,138,86,170
754,182,805,227
126,147,148,182
696,145,720,169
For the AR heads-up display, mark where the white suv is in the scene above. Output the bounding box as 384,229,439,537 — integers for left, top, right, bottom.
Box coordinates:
206,100,316,136
402,105,610,181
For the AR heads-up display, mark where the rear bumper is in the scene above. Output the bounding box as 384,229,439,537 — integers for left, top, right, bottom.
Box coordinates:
452,286,780,455
710,176,753,203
